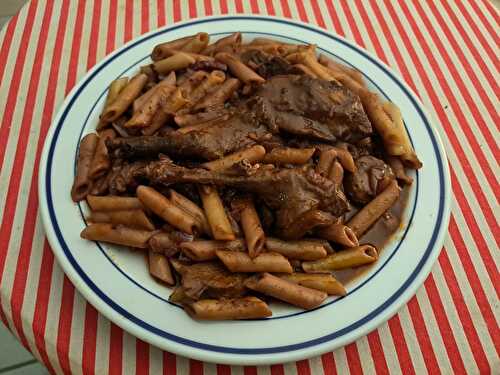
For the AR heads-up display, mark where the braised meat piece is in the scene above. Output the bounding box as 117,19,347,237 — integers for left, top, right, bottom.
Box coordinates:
171,260,246,300
107,114,271,161
138,159,350,230
344,155,395,204
249,75,372,143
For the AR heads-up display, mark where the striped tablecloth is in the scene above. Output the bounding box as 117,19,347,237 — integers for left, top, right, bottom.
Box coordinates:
0,1,498,374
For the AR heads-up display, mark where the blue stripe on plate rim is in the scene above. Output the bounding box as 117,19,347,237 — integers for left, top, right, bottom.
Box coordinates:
72,30,419,320
43,16,446,355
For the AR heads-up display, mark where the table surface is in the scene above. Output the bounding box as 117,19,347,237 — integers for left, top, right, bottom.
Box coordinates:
0,1,498,374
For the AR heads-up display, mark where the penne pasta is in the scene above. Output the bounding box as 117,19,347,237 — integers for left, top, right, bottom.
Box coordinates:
168,189,211,235
291,63,318,78
133,72,176,112
265,238,328,260
316,223,358,247
347,179,401,237
328,160,344,185
148,251,175,285
302,244,378,272
198,185,235,240
318,53,365,87
215,52,265,84
180,239,246,261
279,273,346,296
151,34,200,61
71,133,98,202
193,78,241,110
262,147,315,165
245,272,327,309
137,185,200,234
97,77,129,130
239,198,266,258
174,110,227,127
185,70,226,106
286,51,336,81
203,32,242,56
332,147,356,173
216,250,293,273
184,296,271,320
80,223,155,248
87,195,144,212
88,128,116,180
153,52,196,75
316,148,337,177
87,209,155,231
100,74,148,123
179,32,209,53
201,145,266,171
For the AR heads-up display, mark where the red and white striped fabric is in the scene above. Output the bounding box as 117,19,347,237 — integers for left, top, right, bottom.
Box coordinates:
0,0,498,374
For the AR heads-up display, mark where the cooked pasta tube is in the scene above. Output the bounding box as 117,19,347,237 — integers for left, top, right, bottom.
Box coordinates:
203,32,242,55
133,72,176,112
302,244,378,272
137,185,200,234
316,148,337,177
279,273,346,296
151,34,199,61
316,223,358,247
245,273,327,309
148,251,174,285
100,74,148,123
381,102,422,168
179,32,209,53
215,52,265,84
216,251,293,273
332,147,356,173
265,238,328,260
318,54,365,87
328,160,344,185
239,199,265,258
177,70,208,93
184,297,271,320
153,52,196,75
80,223,154,248
86,195,144,211
347,179,401,237
71,133,98,202
387,156,413,185
97,77,129,130
168,189,210,234
185,70,226,105
87,209,155,231
140,109,169,136
176,115,229,134
202,145,266,171
198,185,235,240
286,52,335,81
88,129,116,180
193,78,241,110
262,147,315,165
180,239,246,261
291,63,318,78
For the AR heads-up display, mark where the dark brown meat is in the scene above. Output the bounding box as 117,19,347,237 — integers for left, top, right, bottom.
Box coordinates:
344,155,395,204
138,160,350,230
107,115,271,161
171,261,246,300
249,75,372,143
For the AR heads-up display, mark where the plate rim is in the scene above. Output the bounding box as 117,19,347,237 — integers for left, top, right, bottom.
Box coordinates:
38,15,451,365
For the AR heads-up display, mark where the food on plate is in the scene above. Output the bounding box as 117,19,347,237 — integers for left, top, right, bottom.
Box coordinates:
71,33,421,320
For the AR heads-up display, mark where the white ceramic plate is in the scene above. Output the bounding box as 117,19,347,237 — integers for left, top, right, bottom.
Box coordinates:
39,16,451,365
